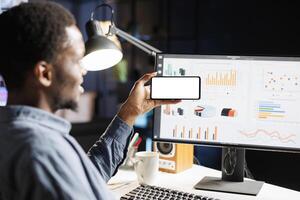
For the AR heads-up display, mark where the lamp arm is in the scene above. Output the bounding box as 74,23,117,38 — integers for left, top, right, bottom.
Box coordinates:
109,25,162,57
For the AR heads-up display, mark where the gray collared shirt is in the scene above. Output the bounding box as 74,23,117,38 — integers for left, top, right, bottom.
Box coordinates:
0,105,133,200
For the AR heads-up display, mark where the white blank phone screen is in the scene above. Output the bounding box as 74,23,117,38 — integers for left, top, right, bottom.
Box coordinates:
151,77,200,99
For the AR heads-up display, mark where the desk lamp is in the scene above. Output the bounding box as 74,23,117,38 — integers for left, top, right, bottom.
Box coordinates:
81,3,161,71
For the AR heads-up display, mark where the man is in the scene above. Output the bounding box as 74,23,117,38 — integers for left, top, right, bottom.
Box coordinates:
0,2,178,199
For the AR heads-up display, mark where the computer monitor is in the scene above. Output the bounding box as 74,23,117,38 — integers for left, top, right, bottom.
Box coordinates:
153,54,300,195
0,75,7,106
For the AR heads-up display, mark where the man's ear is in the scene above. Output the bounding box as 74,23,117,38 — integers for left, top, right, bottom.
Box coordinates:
33,61,53,87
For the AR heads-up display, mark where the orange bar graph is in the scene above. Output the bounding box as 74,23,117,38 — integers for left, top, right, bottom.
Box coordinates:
189,128,193,139
206,70,237,87
163,105,171,115
173,126,219,140
173,125,178,138
198,127,201,140
205,127,209,140
213,126,218,140
258,112,285,119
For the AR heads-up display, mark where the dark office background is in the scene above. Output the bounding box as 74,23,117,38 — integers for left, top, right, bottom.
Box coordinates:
4,0,300,191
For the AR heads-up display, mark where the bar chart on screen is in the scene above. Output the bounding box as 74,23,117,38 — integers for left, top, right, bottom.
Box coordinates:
205,70,237,87
202,68,239,98
256,100,300,123
258,101,285,119
171,124,219,141
164,64,187,76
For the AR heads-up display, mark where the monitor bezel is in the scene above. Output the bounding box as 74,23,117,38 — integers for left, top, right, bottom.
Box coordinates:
153,53,300,153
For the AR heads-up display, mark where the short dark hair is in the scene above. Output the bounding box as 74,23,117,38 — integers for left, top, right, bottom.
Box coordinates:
0,2,75,90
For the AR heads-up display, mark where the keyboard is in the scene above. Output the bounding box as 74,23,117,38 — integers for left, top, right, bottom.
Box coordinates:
120,185,220,200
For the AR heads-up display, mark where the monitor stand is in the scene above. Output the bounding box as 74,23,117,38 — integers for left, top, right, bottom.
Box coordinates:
194,147,264,196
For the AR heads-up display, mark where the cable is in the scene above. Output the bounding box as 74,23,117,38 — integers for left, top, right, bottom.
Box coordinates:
90,3,114,28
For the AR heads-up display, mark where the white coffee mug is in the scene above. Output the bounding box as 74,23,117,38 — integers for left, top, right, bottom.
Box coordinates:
133,151,159,185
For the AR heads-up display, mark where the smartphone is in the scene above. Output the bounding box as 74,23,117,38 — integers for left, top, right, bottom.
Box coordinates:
150,76,201,100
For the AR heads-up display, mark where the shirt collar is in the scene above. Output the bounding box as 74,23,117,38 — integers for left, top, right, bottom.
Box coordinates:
0,105,71,135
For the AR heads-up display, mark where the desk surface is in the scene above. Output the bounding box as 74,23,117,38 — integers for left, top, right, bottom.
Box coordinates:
108,165,300,200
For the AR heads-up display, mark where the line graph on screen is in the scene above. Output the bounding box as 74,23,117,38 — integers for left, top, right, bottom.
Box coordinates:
239,129,296,144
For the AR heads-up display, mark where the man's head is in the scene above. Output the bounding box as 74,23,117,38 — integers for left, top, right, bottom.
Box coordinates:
0,2,86,112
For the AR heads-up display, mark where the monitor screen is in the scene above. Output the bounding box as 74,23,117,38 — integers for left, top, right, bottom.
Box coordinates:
0,75,7,106
153,54,300,152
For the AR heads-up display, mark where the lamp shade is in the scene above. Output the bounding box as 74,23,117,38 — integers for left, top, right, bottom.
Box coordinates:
82,4,161,71
81,35,123,71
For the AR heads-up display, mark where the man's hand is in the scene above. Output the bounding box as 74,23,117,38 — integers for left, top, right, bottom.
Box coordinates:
118,72,181,126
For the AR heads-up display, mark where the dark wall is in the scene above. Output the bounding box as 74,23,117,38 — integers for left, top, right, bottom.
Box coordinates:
158,0,300,56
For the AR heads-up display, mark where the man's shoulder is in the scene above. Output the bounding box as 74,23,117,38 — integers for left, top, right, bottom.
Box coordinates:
4,127,74,172
0,124,64,177
21,126,70,158
0,119,69,159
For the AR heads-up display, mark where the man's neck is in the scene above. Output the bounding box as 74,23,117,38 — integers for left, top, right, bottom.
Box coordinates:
7,89,53,113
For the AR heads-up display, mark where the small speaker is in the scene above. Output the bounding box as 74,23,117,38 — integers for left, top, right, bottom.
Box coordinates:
154,142,194,173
